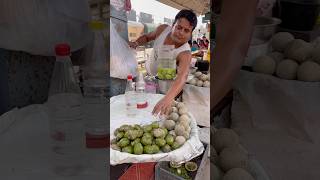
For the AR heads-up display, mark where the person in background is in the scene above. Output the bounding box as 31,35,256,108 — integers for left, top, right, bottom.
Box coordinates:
201,36,208,48
129,9,197,115
191,40,200,51
197,29,203,42
198,39,206,49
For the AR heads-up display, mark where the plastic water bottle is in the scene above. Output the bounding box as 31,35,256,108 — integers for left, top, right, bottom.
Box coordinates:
46,43,86,176
136,72,148,109
82,21,108,148
125,74,136,117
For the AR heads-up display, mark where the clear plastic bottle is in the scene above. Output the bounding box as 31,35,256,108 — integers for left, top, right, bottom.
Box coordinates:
82,20,107,82
82,20,108,147
136,72,148,108
46,43,86,176
125,74,136,117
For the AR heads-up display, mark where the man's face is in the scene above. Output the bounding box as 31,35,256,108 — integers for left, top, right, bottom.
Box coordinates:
171,18,193,44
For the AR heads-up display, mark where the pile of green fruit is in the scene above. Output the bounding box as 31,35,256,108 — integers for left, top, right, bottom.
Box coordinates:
111,120,188,155
111,101,193,155
157,68,176,80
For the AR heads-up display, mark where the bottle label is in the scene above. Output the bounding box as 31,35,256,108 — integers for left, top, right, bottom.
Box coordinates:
137,101,148,109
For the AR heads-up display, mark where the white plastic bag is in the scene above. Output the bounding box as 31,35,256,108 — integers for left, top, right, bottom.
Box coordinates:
0,0,91,56
110,20,138,79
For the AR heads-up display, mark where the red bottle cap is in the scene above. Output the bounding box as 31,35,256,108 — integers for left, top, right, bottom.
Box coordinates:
127,74,133,80
55,43,71,56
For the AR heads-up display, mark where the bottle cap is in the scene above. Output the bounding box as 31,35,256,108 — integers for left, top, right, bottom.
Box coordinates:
89,20,106,30
55,43,70,56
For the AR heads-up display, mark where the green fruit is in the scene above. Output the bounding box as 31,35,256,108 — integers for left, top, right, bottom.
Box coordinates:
185,162,198,172
144,145,154,154
151,144,160,153
131,138,141,146
133,124,142,130
152,139,157,145
114,128,121,136
127,130,139,140
119,125,132,131
155,138,166,147
153,128,165,138
122,145,133,154
133,143,143,155
157,68,164,74
117,138,130,148
161,144,171,153
158,74,164,80
116,132,124,140
124,131,129,138
137,129,144,137
111,144,121,151
151,122,159,129
168,69,176,75
162,128,168,136
143,132,153,139
165,74,172,80
171,141,181,150
165,134,174,145
143,125,153,133
141,136,153,146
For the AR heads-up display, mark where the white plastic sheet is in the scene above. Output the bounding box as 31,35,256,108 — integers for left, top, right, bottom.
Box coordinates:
231,70,320,180
182,84,210,127
110,94,204,165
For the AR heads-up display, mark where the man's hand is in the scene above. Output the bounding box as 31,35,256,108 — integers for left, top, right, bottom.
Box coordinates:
128,41,139,49
152,96,173,116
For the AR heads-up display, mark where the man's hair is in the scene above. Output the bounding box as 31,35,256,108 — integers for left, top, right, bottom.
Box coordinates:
173,9,198,31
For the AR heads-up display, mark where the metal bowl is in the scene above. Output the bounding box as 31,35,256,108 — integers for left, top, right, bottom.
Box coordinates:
251,16,282,45
158,79,174,94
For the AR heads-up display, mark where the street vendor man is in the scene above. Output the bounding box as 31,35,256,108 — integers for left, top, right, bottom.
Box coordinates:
129,9,197,115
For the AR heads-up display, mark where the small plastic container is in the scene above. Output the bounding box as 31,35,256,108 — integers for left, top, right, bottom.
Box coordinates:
157,45,176,80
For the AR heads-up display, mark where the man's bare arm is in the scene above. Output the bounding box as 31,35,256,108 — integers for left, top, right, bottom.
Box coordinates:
129,24,168,48
212,0,258,108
